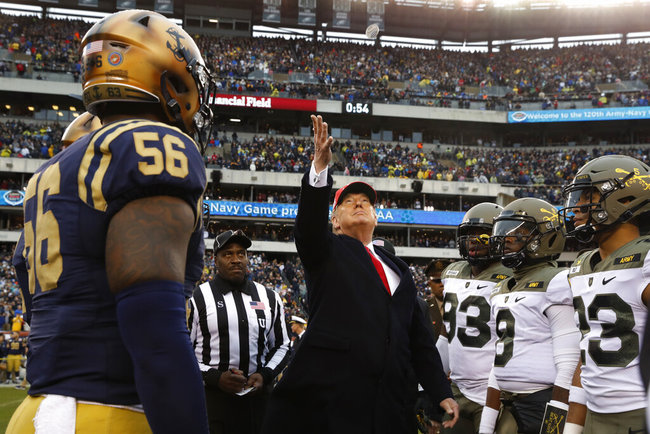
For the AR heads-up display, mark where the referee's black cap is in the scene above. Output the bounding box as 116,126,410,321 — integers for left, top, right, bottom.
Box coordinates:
214,229,252,252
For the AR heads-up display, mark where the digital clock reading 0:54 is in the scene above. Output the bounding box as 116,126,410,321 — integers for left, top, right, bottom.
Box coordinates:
345,102,371,114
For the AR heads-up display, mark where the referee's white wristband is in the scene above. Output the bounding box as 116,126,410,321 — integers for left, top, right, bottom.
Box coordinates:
569,386,587,405
563,422,584,434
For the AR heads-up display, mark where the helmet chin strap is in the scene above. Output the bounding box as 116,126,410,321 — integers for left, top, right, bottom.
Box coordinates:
501,250,525,269
467,255,492,266
574,197,650,244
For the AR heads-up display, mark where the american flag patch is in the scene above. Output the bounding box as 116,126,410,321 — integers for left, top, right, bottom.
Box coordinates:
83,40,103,55
249,301,265,310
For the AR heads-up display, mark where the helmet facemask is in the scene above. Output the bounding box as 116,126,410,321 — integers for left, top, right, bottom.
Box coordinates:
457,224,493,266
490,217,538,269
560,171,640,243
160,57,216,154
560,184,604,243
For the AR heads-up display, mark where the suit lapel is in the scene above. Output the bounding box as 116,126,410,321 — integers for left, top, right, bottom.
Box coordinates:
375,247,406,296
374,248,402,276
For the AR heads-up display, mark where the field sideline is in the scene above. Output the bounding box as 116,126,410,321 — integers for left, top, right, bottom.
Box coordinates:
0,386,27,431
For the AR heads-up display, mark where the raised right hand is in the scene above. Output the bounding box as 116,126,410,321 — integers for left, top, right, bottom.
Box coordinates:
311,114,333,173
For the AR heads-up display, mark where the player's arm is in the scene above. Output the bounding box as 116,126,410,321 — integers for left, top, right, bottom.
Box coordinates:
536,303,581,433
435,334,449,375
641,283,650,308
436,291,451,374
479,369,501,434
564,363,587,434
106,195,208,434
546,304,581,403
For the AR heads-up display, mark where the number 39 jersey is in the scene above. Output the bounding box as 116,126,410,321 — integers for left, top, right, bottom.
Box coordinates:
490,263,572,393
22,119,206,405
568,236,650,413
441,261,511,405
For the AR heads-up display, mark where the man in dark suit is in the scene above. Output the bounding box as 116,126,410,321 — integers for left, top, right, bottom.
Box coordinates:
261,115,458,434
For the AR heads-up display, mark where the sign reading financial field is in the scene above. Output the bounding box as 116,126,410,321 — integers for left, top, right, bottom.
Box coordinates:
206,200,464,227
508,106,650,123
210,94,317,111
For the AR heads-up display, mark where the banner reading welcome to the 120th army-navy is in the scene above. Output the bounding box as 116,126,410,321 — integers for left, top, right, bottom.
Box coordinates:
508,106,650,123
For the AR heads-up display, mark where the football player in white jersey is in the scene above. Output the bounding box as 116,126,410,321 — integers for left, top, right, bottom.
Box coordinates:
478,198,581,434
559,155,650,434
438,203,512,433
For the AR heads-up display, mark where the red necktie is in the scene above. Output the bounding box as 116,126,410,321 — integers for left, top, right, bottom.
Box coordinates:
366,247,391,295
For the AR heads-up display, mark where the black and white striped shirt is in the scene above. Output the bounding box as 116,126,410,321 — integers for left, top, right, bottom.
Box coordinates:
189,275,290,382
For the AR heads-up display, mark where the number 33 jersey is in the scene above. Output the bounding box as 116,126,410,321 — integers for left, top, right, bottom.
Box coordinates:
441,261,511,405
568,236,650,413
22,119,206,404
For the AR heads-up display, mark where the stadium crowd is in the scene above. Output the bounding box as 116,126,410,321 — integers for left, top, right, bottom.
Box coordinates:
0,120,64,159
1,120,648,207
218,134,648,205
0,248,25,333
3,14,650,106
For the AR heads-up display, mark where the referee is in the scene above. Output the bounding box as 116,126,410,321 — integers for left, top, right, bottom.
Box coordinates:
189,230,291,434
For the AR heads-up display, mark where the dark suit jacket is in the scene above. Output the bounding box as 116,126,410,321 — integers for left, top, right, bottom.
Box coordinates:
262,172,452,434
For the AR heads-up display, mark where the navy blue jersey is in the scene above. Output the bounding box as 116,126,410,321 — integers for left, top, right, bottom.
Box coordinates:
7,337,25,356
22,119,206,405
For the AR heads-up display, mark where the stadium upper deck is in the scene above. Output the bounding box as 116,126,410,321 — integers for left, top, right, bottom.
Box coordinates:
0,9,647,260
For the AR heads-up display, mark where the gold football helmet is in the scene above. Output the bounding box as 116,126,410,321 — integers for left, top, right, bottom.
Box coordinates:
61,112,102,148
80,9,215,150
560,155,650,243
490,198,565,269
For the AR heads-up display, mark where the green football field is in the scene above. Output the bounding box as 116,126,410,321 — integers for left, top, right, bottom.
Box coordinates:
0,387,27,431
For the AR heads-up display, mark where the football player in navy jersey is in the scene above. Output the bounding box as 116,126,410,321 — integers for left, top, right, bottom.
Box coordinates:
7,9,215,434
12,112,103,327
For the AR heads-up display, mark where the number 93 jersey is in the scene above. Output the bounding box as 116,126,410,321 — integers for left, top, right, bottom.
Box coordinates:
490,263,572,392
441,261,511,405
568,236,650,413
22,119,206,405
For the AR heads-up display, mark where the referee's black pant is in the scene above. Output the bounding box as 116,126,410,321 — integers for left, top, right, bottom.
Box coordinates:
205,385,271,434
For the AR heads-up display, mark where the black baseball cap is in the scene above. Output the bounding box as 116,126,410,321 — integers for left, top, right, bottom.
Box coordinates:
214,229,252,252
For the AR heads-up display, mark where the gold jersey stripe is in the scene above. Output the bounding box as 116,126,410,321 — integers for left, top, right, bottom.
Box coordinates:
78,119,197,211
78,119,136,208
